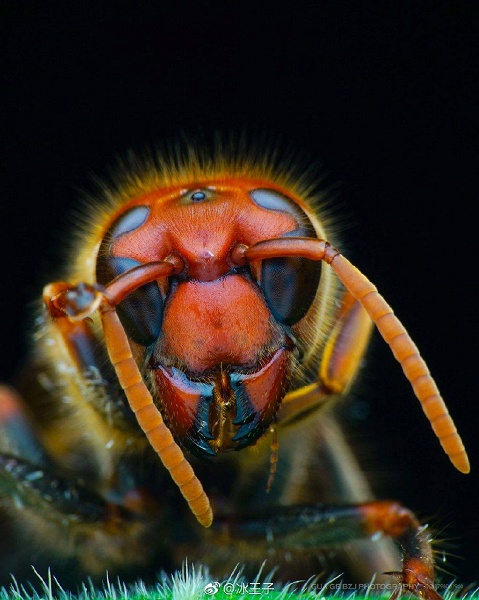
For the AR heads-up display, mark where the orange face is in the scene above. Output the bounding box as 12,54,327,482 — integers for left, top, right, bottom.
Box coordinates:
95,179,322,458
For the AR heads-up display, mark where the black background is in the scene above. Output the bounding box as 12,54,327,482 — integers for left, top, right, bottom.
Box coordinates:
1,0,478,585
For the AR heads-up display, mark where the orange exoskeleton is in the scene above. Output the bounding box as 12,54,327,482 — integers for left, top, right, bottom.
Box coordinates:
0,142,469,596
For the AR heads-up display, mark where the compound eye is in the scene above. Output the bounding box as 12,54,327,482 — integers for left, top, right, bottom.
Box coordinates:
249,188,322,326
96,207,163,347
261,256,321,326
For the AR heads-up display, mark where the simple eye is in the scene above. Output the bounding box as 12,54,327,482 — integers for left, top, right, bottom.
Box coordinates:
96,207,163,346
106,205,150,238
191,191,206,202
180,188,215,205
249,188,317,238
250,188,322,326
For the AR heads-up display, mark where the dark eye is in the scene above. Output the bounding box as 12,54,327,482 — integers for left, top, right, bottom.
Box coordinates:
99,257,163,346
260,256,321,326
96,207,163,346
250,188,322,326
